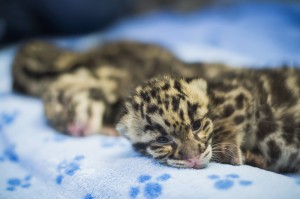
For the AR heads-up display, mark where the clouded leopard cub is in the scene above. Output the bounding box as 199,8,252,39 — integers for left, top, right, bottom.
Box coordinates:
13,40,300,173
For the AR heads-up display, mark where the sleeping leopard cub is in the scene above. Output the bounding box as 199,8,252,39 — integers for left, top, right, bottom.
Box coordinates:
13,40,300,173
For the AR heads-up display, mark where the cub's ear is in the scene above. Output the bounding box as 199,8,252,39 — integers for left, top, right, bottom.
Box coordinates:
186,78,207,93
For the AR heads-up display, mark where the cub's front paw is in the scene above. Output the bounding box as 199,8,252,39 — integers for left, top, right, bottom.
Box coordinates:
212,144,244,166
231,148,244,165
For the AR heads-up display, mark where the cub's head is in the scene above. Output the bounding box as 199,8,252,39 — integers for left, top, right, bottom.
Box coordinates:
117,77,213,169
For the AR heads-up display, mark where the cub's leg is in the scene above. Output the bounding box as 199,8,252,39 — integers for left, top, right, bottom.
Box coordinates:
43,67,130,136
211,124,246,166
243,150,268,169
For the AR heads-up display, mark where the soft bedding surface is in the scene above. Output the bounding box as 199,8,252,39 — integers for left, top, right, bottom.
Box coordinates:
1,3,300,199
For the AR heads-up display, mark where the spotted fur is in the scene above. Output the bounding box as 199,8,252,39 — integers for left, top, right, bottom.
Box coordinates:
13,40,228,136
12,40,300,173
118,77,214,168
119,68,300,173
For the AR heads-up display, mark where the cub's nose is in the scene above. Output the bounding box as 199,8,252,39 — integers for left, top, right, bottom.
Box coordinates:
188,156,200,164
187,156,200,167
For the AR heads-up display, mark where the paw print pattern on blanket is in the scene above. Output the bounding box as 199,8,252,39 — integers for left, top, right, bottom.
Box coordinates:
56,155,84,185
208,174,253,190
0,111,18,131
129,174,171,199
84,193,94,199
0,144,19,163
6,175,32,191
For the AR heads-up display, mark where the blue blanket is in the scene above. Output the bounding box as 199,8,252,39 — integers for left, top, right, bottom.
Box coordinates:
1,3,300,199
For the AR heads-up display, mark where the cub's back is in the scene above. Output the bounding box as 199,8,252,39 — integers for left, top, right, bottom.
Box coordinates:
226,67,300,173
253,68,300,172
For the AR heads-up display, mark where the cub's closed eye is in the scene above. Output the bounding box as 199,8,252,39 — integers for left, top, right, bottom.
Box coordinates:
192,119,202,131
156,136,171,144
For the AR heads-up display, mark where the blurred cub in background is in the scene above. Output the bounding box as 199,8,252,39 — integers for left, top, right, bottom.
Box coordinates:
13,40,300,173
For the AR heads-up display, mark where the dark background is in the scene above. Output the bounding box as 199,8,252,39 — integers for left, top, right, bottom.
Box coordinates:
0,0,297,47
